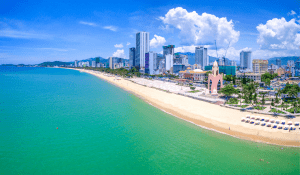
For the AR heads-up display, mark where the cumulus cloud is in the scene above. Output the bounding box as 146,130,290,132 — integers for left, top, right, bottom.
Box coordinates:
114,43,123,48
288,10,296,16
252,49,300,60
79,21,97,26
206,47,252,61
126,42,130,46
150,35,166,48
103,26,117,32
159,7,240,47
174,45,197,53
112,49,126,58
256,18,300,50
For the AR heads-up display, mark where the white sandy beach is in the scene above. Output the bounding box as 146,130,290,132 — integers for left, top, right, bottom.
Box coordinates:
74,69,300,147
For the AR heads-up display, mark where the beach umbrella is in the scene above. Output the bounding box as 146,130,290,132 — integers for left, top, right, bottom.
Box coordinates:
266,123,272,127
245,119,250,123
251,116,255,119
241,117,246,122
273,124,277,128
278,124,283,129
275,120,280,124
291,125,296,130
260,117,265,121
284,125,289,130
281,120,286,124
246,115,250,118
265,118,270,122
250,120,255,124
256,116,260,120
295,122,299,126
255,121,260,125
261,122,266,126
270,119,275,123
288,121,293,125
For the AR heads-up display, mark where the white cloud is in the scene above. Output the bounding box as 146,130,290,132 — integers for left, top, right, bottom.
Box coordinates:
39,48,69,52
206,47,252,61
256,18,300,50
0,29,51,39
150,35,166,48
112,49,126,58
103,26,117,32
126,42,130,46
79,21,97,26
288,10,296,16
174,45,197,53
159,7,240,47
252,49,300,60
114,43,123,48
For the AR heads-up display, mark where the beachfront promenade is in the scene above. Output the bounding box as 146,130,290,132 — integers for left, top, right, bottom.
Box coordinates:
129,78,225,104
76,69,300,146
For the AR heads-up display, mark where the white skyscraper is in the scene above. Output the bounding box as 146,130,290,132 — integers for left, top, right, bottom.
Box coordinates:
240,51,252,71
230,60,236,66
165,54,173,71
135,32,150,68
74,60,78,67
92,61,96,67
195,46,208,70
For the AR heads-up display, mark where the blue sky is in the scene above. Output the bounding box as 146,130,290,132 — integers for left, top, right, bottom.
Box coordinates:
0,0,299,64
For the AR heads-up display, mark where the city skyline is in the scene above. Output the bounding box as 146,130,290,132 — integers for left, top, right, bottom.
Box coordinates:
0,0,299,64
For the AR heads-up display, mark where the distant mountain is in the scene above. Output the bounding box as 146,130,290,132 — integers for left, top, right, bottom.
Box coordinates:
267,56,299,66
39,61,73,67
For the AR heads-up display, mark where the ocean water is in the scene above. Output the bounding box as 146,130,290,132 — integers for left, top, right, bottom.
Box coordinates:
0,67,299,175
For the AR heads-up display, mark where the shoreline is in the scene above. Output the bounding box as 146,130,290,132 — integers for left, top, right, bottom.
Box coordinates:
71,68,300,147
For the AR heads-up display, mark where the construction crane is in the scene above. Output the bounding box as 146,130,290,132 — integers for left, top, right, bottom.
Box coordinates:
214,40,218,58
223,41,231,59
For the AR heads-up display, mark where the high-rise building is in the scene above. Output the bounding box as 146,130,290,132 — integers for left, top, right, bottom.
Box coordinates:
165,54,173,72
92,61,96,67
109,57,119,69
163,45,175,58
195,46,208,69
252,59,268,74
129,47,135,67
174,53,188,66
295,59,300,76
145,52,157,75
276,59,281,68
135,32,149,68
74,60,78,67
218,57,225,66
230,60,236,66
287,60,295,76
240,51,252,70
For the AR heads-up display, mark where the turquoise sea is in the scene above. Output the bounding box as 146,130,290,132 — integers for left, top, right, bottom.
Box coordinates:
0,67,299,175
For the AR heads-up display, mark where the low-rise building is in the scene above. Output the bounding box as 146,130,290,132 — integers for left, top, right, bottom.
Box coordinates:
236,73,261,82
179,68,207,81
252,59,268,74
276,67,285,76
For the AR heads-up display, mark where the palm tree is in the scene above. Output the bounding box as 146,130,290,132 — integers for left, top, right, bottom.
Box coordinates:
288,86,298,99
253,93,258,107
259,92,268,106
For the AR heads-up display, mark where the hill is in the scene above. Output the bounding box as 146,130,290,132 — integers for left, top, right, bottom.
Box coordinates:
39,61,73,67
